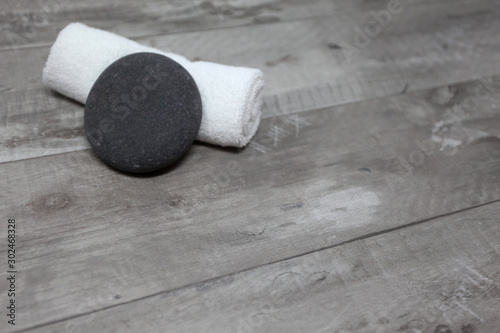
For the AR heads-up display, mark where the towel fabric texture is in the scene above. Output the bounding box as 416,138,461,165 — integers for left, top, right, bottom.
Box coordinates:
42,23,264,147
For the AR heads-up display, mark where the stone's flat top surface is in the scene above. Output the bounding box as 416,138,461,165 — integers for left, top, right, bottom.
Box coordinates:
84,52,202,173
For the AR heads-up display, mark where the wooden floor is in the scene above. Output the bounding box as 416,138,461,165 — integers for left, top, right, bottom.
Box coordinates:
1,0,500,332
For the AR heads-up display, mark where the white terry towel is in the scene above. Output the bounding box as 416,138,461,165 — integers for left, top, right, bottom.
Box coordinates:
42,23,265,148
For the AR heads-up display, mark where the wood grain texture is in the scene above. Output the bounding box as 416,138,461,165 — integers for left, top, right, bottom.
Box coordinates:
1,0,499,163
0,0,383,49
1,1,500,332
32,202,500,333
1,76,500,331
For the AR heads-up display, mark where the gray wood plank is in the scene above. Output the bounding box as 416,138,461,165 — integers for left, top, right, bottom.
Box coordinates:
0,0,380,49
1,76,500,331
31,201,500,333
1,0,499,163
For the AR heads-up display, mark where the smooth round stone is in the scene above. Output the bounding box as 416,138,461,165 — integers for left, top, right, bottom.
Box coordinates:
84,52,202,173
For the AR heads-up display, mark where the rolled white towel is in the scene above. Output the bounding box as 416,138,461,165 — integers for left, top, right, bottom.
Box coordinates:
42,23,264,148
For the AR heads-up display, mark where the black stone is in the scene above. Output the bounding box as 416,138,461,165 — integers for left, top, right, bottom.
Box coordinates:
84,52,202,173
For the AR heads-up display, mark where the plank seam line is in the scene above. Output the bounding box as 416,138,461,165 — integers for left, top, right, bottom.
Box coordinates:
262,71,500,119
15,198,500,332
